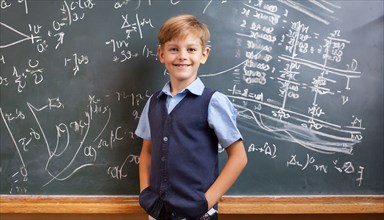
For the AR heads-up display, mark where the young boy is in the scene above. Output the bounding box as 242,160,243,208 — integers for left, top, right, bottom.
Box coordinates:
135,14,247,220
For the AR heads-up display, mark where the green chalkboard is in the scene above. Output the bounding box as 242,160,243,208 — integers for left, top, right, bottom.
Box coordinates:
1,0,383,196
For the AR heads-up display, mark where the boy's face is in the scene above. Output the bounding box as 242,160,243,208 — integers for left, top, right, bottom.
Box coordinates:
158,34,210,84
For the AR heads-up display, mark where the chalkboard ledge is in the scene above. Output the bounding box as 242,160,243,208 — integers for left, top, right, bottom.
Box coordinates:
1,195,383,214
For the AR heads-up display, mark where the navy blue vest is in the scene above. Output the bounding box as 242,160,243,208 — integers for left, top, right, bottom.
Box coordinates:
139,88,218,219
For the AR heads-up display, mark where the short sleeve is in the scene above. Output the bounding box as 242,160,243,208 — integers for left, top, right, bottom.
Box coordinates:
135,96,152,140
208,92,243,148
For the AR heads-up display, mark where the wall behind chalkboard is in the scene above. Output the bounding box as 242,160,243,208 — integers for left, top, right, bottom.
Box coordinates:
1,0,383,196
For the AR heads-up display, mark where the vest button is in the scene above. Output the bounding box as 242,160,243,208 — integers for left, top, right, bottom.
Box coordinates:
163,137,168,142
161,157,166,162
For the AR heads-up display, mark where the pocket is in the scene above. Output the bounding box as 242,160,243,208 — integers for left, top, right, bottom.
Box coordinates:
188,191,209,219
197,191,209,217
199,191,208,207
139,187,162,218
171,190,208,219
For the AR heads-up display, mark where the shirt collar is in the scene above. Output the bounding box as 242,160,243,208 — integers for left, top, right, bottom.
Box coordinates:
157,77,205,98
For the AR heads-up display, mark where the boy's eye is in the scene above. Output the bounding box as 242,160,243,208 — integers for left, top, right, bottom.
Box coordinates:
169,48,178,52
188,48,197,52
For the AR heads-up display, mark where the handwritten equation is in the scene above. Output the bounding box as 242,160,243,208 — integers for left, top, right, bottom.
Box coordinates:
1,0,383,195
229,1,364,155
1,90,148,194
201,0,382,191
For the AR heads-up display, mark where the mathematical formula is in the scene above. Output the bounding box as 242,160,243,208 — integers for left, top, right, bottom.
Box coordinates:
0,0,382,195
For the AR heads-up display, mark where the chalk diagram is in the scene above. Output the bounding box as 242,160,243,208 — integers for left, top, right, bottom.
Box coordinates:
1,0,380,193
0,22,40,49
201,1,365,155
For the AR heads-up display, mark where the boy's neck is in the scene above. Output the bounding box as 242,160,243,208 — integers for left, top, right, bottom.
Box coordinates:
170,77,196,96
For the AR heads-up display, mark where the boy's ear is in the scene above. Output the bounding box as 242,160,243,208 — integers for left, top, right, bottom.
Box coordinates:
158,47,165,63
200,47,211,64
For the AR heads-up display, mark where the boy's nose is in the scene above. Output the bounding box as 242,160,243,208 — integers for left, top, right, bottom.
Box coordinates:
178,50,188,60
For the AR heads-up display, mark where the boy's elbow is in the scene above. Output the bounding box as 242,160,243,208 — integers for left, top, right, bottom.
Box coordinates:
227,140,248,170
235,143,248,170
240,151,248,169
238,141,248,166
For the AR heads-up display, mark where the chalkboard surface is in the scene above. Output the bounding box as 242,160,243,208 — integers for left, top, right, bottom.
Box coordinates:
1,0,383,196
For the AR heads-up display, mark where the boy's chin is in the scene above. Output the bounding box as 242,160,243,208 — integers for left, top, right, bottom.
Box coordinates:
170,73,197,81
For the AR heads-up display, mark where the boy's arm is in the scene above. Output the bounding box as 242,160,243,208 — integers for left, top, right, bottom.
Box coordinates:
139,139,152,192
204,139,248,210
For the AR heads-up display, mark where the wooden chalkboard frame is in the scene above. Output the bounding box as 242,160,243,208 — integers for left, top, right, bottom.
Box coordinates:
1,195,383,214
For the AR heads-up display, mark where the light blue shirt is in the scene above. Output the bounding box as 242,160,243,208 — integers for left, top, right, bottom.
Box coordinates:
135,78,242,149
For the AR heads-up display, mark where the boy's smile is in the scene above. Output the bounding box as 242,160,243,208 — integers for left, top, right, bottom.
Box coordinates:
158,34,210,91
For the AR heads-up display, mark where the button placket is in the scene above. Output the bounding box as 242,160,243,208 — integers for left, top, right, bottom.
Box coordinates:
159,117,171,194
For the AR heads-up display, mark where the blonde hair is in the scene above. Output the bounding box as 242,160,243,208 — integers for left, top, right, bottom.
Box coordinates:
158,14,210,49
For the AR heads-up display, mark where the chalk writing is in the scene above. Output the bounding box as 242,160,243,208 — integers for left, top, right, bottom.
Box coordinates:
107,154,139,180
0,0,382,195
0,59,44,93
64,53,89,76
287,153,328,173
121,13,154,39
248,142,277,159
0,0,28,14
227,0,366,157
0,22,41,49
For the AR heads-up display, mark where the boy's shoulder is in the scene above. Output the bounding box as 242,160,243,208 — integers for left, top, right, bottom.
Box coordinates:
206,89,228,100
